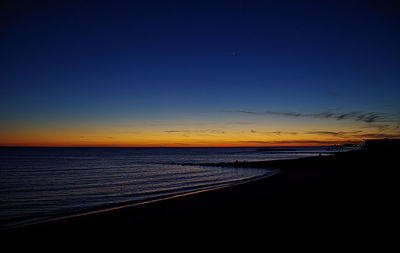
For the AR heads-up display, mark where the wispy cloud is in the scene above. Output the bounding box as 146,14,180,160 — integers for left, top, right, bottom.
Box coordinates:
239,140,359,145
306,130,399,139
306,130,363,137
163,130,188,133
250,130,297,135
360,133,400,139
163,129,226,135
231,110,400,124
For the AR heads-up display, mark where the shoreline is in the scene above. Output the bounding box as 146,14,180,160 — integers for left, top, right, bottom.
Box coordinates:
8,149,397,235
7,170,276,231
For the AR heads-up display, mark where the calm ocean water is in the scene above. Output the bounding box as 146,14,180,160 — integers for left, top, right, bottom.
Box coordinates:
0,146,351,229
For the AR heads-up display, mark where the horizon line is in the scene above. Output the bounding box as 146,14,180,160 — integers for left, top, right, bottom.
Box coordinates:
0,144,362,148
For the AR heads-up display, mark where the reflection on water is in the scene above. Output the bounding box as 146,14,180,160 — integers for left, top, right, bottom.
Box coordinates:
0,146,356,228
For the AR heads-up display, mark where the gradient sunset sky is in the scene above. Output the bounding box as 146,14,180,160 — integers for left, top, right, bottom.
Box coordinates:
1,0,400,147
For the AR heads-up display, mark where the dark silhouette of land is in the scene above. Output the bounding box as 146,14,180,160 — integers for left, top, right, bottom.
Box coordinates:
8,140,398,241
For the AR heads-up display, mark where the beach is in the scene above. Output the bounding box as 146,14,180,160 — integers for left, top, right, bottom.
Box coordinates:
11,148,396,237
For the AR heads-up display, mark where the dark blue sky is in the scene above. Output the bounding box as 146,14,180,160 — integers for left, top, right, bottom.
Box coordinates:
1,0,400,146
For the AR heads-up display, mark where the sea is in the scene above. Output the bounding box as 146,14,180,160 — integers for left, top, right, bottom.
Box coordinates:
0,146,355,230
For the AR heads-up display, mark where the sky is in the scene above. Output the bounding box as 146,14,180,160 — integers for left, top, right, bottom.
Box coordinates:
1,0,400,147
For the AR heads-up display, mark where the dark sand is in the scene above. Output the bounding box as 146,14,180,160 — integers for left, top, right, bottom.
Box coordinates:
9,150,397,239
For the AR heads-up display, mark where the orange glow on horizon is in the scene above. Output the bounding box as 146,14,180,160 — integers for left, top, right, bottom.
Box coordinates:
0,120,393,147
0,136,365,147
